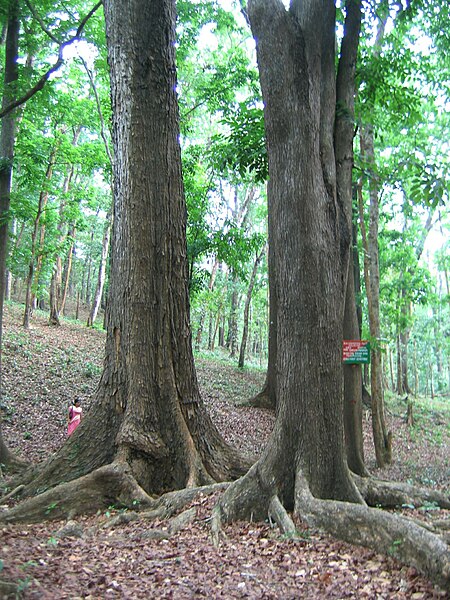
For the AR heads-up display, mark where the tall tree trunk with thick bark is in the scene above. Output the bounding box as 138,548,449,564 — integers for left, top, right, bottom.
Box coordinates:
6,0,250,509
212,0,449,588
218,0,361,516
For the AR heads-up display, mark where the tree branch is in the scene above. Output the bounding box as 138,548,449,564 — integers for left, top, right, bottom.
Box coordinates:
23,0,60,44
79,56,113,167
0,1,103,120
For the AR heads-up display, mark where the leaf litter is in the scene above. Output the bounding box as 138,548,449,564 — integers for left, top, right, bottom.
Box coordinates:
0,303,448,598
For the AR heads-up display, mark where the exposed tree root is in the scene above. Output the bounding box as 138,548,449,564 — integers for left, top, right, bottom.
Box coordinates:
102,505,198,540
211,468,450,590
295,476,449,590
0,451,29,477
0,463,230,529
211,463,276,547
0,483,24,503
136,481,229,522
268,495,296,536
353,474,450,509
0,462,154,523
246,389,275,410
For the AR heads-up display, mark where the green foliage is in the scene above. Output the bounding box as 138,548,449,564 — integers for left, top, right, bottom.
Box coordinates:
45,501,58,515
83,360,100,379
0,0,447,390
213,225,265,279
210,103,267,182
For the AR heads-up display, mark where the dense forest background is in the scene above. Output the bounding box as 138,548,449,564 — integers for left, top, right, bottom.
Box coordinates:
1,0,449,396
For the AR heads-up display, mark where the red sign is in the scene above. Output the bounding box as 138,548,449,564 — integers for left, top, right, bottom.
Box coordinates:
343,340,370,364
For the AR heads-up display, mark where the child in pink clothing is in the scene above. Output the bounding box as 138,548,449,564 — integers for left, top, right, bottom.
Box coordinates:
67,399,83,436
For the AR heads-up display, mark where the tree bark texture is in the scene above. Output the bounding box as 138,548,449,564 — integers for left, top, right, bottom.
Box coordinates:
222,0,360,511
11,0,250,503
212,0,449,588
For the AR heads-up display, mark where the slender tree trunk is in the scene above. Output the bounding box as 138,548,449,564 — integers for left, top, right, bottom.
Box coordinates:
227,275,240,357
195,258,218,350
87,216,111,327
0,0,26,471
209,306,222,351
82,53,114,328
432,304,442,377
359,125,392,467
238,247,264,368
396,331,402,393
84,227,95,306
398,294,412,394
23,145,58,328
413,339,419,396
218,316,225,347
388,345,395,391
60,227,75,315
335,0,366,476
49,128,81,325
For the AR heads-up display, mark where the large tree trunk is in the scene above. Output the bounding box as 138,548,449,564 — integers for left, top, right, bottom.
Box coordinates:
7,0,250,507
212,0,449,589
220,0,360,511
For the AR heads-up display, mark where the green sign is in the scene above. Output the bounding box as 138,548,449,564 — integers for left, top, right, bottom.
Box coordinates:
343,340,370,364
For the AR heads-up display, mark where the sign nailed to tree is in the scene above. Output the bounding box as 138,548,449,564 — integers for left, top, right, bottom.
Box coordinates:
343,340,370,364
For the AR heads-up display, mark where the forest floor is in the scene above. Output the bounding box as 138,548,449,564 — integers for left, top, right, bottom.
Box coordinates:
0,302,449,599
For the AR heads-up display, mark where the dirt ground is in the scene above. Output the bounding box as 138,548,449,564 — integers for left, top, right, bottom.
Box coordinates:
0,303,448,599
